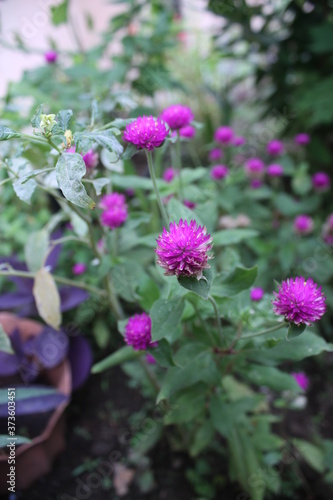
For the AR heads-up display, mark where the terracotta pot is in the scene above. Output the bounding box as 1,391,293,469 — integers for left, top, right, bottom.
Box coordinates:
0,313,71,492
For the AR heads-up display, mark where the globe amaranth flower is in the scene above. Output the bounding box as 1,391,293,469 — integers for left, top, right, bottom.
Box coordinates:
312,172,330,192
209,148,223,161
294,214,314,235
272,276,326,325
124,312,153,351
100,192,128,229
160,104,194,130
163,167,178,183
267,139,284,156
214,126,234,144
250,287,264,301
233,136,246,147
123,116,169,151
210,165,229,180
250,179,263,189
155,219,213,279
322,214,333,245
267,164,284,177
295,133,310,145
179,125,196,138
245,158,265,178
183,199,196,209
72,263,86,276
292,372,309,391
82,149,99,169
45,50,58,63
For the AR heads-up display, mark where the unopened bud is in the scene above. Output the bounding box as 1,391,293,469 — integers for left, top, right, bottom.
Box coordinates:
64,129,73,148
40,114,57,135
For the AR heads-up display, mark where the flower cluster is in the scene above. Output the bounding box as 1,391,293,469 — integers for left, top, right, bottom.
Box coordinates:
156,219,213,279
210,165,229,180
272,276,326,325
312,172,330,192
245,158,265,178
250,288,264,301
160,104,194,130
124,313,153,350
99,192,128,229
267,139,283,156
123,116,169,150
214,126,234,144
163,167,178,183
267,164,283,177
294,215,313,235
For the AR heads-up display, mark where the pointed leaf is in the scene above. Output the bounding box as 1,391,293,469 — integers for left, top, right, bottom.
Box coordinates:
33,268,62,329
150,297,185,342
24,229,49,272
287,323,306,340
55,153,95,209
178,267,213,300
91,346,141,373
0,125,21,141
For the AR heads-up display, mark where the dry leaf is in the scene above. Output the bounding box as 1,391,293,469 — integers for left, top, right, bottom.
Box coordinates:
113,463,135,496
33,268,62,330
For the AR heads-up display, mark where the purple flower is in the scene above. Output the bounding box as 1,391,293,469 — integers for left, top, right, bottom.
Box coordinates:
312,172,330,192
294,215,314,235
124,313,152,351
292,372,309,391
45,50,58,64
100,192,128,229
82,149,99,169
155,219,213,279
209,148,223,161
210,165,229,180
272,276,326,325
72,263,86,276
267,140,284,156
123,116,169,151
245,158,265,178
322,214,333,245
214,126,234,144
267,164,284,177
295,133,310,145
183,199,196,209
233,136,246,147
179,125,196,138
163,167,178,183
250,179,263,189
160,104,194,130
146,353,156,364
125,188,135,197
250,288,264,301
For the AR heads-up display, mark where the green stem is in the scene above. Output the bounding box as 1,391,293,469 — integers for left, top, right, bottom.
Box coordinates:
145,150,169,227
139,357,160,393
48,139,62,155
176,131,184,201
191,300,215,347
208,295,222,342
21,133,49,145
241,322,286,339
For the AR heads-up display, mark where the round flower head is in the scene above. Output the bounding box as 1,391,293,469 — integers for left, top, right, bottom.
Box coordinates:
245,158,265,178
210,165,229,180
250,287,264,301
123,116,169,151
45,50,58,63
155,219,213,279
124,313,152,351
294,214,314,235
82,149,99,169
295,133,310,145
100,192,128,229
214,126,234,144
272,276,326,325
179,125,196,138
209,148,223,161
292,372,309,391
72,263,86,275
312,172,330,192
183,199,196,209
160,104,194,130
233,136,246,147
267,140,284,156
267,164,284,177
250,179,263,189
163,167,178,183
322,214,333,245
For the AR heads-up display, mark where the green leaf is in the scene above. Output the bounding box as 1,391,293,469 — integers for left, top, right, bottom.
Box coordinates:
12,176,37,204
241,365,300,392
0,386,60,404
24,229,49,272
211,266,257,297
150,297,185,342
0,435,31,448
50,0,68,25
167,197,203,226
55,153,95,209
33,268,62,330
92,319,110,349
164,384,205,424
0,325,13,354
287,323,306,340
293,439,325,473
213,229,259,246
111,174,164,190
31,103,46,129
90,177,110,196
0,125,21,141
74,130,123,158
148,339,175,368
53,109,73,134
91,346,141,373
178,267,213,300
189,421,215,457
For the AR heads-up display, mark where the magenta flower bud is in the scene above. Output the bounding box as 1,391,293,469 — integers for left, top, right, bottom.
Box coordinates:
250,287,264,301
245,158,265,178
210,165,229,180
233,136,246,147
163,167,178,183
125,188,135,197
267,164,284,177
250,179,263,189
214,126,234,144
100,192,128,229
295,133,310,145
124,313,153,351
160,104,194,130
82,149,99,169
183,199,196,209
123,116,169,151
312,172,330,192
267,140,284,156
146,353,156,364
292,372,309,391
272,276,326,325
209,148,223,161
45,50,58,64
156,219,213,279
72,263,86,275
179,125,196,138
294,214,314,235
